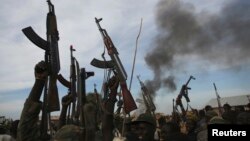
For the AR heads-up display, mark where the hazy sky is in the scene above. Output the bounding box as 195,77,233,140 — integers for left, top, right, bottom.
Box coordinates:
1,0,250,120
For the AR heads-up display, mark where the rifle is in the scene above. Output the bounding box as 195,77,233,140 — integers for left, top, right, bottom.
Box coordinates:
80,69,86,131
175,75,195,117
75,58,81,123
80,68,94,140
69,45,77,123
213,83,223,116
22,0,60,138
94,84,102,129
136,75,161,139
172,99,177,122
91,17,137,114
136,75,156,115
22,0,60,112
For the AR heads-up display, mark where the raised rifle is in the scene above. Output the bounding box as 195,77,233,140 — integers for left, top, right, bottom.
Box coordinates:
69,45,77,123
91,17,137,114
175,75,195,117
213,83,223,116
22,0,60,112
172,99,177,122
94,84,102,128
74,58,81,123
22,0,60,138
136,75,161,139
136,75,156,115
57,73,72,124
80,68,94,140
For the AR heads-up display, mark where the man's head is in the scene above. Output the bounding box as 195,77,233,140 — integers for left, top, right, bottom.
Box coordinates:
127,113,156,141
53,124,82,141
161,121,180,140
185,113,198,132
223,103,231,111
236,112,250,125
209,116,229,124
247,102,250,109
205,110,218,122
204,105,212,112
132,113,156,127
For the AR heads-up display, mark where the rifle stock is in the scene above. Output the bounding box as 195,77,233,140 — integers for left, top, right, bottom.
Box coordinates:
47,75,60,111
120,82,137,114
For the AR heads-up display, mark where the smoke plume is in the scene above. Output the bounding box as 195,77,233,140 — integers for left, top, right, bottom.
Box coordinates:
145,0,250,95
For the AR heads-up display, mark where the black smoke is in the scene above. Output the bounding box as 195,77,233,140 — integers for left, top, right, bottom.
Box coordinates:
145,0,250,95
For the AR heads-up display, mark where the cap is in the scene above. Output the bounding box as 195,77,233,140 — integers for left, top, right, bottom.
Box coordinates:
129,113,156,127
53,124,82,141
223,103,231,109
205,110,218,120
209,116,229,124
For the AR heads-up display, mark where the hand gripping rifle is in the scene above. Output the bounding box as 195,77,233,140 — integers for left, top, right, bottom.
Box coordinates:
175,75,195,117
213,83,223,116
91,18,137,114
22,0,60,138
22,0,60,112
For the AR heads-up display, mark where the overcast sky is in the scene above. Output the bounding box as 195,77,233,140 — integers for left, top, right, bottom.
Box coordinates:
1,0,250,120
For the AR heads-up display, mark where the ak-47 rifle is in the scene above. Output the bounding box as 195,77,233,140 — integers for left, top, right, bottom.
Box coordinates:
172,99,177,121
22,0,60,138
136,75,156,115
213,83,223,116
136,75,161,139
80,68,94,140
57,45,80,124
94,84,102,128
175,75,195,117
74,58,81,123
69,45,77,123
91,17,137,114
57,73,72,125
22,0,60,111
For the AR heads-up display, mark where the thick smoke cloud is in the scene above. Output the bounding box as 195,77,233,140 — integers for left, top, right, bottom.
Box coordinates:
145,0,250,95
